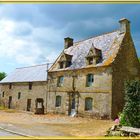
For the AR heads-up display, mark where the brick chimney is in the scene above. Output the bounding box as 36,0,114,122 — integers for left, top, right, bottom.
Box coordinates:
64,37,73,49
119,18,130,34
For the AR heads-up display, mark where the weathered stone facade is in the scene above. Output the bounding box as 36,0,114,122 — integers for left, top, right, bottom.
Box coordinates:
0,64,48,113
0,82,47,112
48,18,140,119
48,66,112,119
0,18,140,119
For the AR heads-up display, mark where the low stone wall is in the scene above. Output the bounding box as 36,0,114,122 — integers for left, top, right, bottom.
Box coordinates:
106,125,140,137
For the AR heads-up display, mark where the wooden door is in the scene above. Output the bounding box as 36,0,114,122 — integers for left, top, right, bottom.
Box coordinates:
8,96,12,109
27,99,31,111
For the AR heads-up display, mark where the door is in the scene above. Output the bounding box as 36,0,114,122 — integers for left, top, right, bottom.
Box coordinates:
70,94,76,116
8,96,12,109
27,99,31,111
35,98,44,114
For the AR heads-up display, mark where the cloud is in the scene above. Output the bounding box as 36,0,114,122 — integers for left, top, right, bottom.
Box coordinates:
0,4,139,74
0,18,63,69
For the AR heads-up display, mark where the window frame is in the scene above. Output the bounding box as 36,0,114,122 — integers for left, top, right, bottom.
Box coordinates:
57,76,64,87
18,92,21,99
87,57,93,65
59,61,64,69
85,97,93,111
66,61,72,67
9,83,12,89
55,95,61,107
86,74,94,87
2,91,4,97
29,82,33,90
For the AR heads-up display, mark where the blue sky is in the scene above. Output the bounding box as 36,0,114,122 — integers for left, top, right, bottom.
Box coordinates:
0,4,140,74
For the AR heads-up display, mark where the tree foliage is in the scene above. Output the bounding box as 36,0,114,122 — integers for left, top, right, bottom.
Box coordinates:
120,80,140,128
0,72,6,81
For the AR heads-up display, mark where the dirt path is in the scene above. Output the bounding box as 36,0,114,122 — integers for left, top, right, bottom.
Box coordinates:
0,109,115,136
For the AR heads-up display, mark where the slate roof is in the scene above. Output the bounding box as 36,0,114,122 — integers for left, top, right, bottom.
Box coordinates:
49,30,125,71
0,64,48,83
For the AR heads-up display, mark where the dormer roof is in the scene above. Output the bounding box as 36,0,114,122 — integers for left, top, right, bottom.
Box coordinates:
49,30,125,71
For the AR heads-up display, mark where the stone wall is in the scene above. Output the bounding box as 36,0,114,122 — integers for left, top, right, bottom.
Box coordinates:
48,67,112,93
48,66,112,118
78,92,111,119
112,31,140,119
0,82,47,112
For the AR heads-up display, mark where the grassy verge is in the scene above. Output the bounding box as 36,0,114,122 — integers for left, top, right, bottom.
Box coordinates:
0,106,18,113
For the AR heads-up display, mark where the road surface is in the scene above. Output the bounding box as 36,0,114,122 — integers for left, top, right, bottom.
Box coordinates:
0,129,19,136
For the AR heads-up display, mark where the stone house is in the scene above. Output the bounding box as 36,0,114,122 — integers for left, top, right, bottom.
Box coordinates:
0,18,140,119
0,64,48,113
48,18,140,119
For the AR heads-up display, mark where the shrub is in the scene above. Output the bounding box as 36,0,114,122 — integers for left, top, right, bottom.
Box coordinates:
120,80,140,128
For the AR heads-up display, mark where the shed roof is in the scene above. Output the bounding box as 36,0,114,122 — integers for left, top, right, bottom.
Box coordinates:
0,64,48,83
49,30,125,72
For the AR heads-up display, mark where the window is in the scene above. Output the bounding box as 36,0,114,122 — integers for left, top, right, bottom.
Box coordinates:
87,57,93,65
29,82,32,90
18,92,21,99
55,95,61,107
85,97,93,111
59,53,72,69
66,61,72,67
2,92,4,97
86,46,102,65
57,76,64,87
9,83,12,89
86,74,94,87
60,62,64,69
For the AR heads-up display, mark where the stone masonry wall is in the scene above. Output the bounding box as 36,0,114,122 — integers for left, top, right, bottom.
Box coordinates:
112,32,140,119
48,66,112,118
0,82,47,112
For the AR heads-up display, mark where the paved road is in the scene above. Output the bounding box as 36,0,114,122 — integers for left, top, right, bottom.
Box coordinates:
0,129,19,136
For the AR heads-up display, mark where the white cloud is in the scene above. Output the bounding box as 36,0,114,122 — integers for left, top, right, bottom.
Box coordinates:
0,18,63,68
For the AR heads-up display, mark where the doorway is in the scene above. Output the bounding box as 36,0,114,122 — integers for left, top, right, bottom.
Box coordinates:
70,93,76,116
8,96,12,109
27,99,31,111
35,98,44,114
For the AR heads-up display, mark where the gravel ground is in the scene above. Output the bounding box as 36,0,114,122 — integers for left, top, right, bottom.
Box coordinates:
0,109,115,136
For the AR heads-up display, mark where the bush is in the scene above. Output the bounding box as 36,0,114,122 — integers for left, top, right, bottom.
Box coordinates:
120,80,140,128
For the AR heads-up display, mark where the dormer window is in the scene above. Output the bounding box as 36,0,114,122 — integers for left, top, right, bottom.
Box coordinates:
87,57,93,65
86,44,102,65
60,62,64,69
59,53,73,69
66,61,72,67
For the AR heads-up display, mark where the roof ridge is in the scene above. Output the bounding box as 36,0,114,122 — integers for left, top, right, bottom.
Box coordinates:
74,29,119,44
16,63,48,69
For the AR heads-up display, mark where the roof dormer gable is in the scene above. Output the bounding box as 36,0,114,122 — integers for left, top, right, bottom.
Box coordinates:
86,44,102,65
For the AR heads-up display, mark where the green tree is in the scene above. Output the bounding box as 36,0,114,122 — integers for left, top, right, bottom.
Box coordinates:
120,80,140,128
139,58,140,62
0,72,6,81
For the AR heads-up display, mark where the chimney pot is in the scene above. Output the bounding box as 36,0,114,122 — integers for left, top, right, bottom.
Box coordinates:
64,37,73,49
119,18,130,34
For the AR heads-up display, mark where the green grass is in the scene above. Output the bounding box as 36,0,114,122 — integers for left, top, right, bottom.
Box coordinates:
0,106,18,113
0,106,6,110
